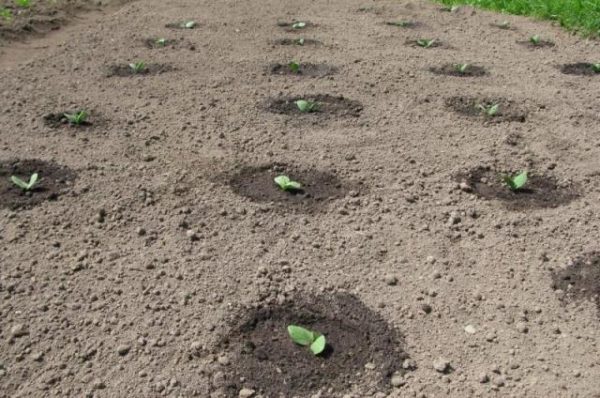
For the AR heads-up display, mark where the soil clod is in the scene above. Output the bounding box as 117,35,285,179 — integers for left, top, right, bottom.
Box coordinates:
445,96,527,123
552,252,600,317
559,63,600,76
217,292,409,397
268,62,337,77
266,94,362,118
430,64,487,77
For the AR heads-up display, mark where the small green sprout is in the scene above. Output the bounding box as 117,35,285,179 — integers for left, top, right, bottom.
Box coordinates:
498,20,511,29
16,0,31,8
529,35,541,45
295,99,319,113
11,173,39,191
591,63,600,73
155,38,167,47
292,21,306,29
503,171,528,191
274,175,302,191
416,38,435,48
287,325,326,355
478,103,499,117
64,110,88,125
386,20,411,27
129,61,146,74
455,63,470,74
0,8,12,22
288,61,300,73
294,38,305,46
182,20,196,29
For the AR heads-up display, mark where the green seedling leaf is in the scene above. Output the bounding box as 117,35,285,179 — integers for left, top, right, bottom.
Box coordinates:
156,38,167,47
450,5,460,12
0,8,12,22
310,335,327,355
64,110,88,125
477,103,499,117
416,38,435,48
274,175,302,191
288,325,326,356
11,173,39,191
288,61,300,73
182,20,196,29
592,63,600,73
503,171,528,191
529,34,541,45
292,21,306,29
16,0,30,8
455,63,469,73
295,99,319,113
129,61,146,73
294,38,305,46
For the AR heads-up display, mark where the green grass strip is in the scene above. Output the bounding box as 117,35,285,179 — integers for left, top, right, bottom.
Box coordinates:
435,0,600,37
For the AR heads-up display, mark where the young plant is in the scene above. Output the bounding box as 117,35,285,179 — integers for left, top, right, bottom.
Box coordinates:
295,99,319,113
287,325,326,355
478,103,499,117
274,175,302,191
11,173,39,191
129,61,146,74
63,110,88,125
181,20,196,29
416,38,435,48
155,38,167,47
592,63,600,73
288,61,300,73
294,38,305,46
503,171,528,191
455,63,470,74
529,34,541,45
16,0,30,8
0,8,12,22
292,21,306,29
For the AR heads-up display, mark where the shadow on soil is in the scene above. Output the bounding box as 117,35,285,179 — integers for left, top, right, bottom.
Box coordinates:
552,252,600,318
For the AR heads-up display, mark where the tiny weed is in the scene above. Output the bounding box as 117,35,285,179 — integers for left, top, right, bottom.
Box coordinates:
287,325,326,355
16,0,30,8
416,38,435,48
155,38,167,47
295,99,319,113
11,173,39,191
455,63,470,74
129,61,146,74
182,20,196,29
294,38,305,46
529,34,541,45
274,175,302,192
292,21,306,29
478,103,499,117
288,61,300,73
503,171,528,191
592,63,600,73
64,110,88,125
0,8,12,22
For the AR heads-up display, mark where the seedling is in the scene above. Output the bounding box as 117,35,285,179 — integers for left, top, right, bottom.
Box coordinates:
288,61,300,73
16,0,30,8
129,61,146,74
503,171,528,191
529,35,541,45
0,8,12,22
592,63,600,73
64,110,88,125
274,175,302,191
416,39,435,48
292,21,306,29
295,99,319,113
455,63,470,74
294,38,305,46
181,20,196,29
478,103,499,117
155,38,167,47
287,325,326,355
11,173,39,191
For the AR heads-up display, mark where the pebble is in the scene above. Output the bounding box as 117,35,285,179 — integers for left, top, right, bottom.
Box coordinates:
492,375,506,387
464,325,476,334
433,357,451,373
420,304,433,314
116,344,131,356
391,374,406,387
516,322,529,333
239,388,256,398
10,324,27,338
478,372,489,383
384,275,398,286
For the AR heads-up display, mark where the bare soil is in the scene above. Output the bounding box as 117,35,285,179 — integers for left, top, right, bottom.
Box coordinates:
1,0,600,397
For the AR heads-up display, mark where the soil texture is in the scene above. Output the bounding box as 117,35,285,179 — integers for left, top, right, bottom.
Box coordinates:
268,62,337,77
446,95,527,123
430,63,487,77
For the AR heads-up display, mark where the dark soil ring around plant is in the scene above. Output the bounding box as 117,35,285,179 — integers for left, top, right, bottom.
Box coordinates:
143,37,193,49
268,63,337,77
551,252,600,318
445,96,527,123
455,166,578,210
106,63,173,77
165,22,197,30
559,63,600,76
406,39,443,48
43,111,97,129
216,292,409,397
226,163,359,212
430,64,487,77
272,38,321,46
0,159,77,210
266,94,363,118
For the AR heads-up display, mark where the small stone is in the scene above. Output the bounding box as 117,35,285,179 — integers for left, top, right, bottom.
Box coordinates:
239,388,256,398
32,352,44,362
391,374,406,387
136,227,146,236
116,344,131,356
516,322,528,333
384,275,398,286
492,375,506,387
433,357,451,373
459,182,472,192
10,324,27,338
420,304,432,314
478,372,489,383
364,362,376,370
186,229,198,241
217,355,230,366
92,380,106,390
464,325,476,334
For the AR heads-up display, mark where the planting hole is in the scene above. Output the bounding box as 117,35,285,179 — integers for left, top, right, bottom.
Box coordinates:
559,63,600,76
106,63,173,77
272,37,321,46
455,166,578,210
430,64,487,77
446,96,527,123
216,292,408,397
0,159,76,210
551,252,600,317
43,111,98,129
266,94,362,118
268,62,337,77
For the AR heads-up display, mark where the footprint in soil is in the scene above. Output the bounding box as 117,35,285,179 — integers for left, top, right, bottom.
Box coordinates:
455,166,578,210
216,292,410,397
552,252,600,318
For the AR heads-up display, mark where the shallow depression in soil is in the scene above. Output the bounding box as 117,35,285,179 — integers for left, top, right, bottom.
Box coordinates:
446,96,527,123
265,94,363,118
217,292,409,397
552,252,600,317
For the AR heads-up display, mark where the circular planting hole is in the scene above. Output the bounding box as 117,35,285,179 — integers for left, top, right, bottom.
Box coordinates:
266,94,362,118
551,252,600,317
43,110,101,129
268,62,337,77
445,96,527,123
106,63,173,77
455,166,578,210
272,37,321,46
227,163,358,212
559,63,600,76
430,63,487,77
217,292,408,397
0,159,77,210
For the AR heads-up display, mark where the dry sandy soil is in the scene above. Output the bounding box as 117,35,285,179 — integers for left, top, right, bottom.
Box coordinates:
1,0,600,397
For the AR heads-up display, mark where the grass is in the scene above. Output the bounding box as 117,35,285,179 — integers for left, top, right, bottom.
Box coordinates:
435,0,600,37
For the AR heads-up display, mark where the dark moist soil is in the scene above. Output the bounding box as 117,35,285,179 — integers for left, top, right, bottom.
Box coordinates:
551,253,600,317
43,111,96,129
266,94,363,118
217,292,408,397
407,39,442,48
271,38,321,46
455,167,578,210
227,163,358,212
385,21,420,28
0,159,76,210
445,96,527,123
430,64,487,77
268,62,337,77
106,63,173,77
518,39,555,49
559,63,600,76
143,37,195,50
277,20,314,32
165,21,197,30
